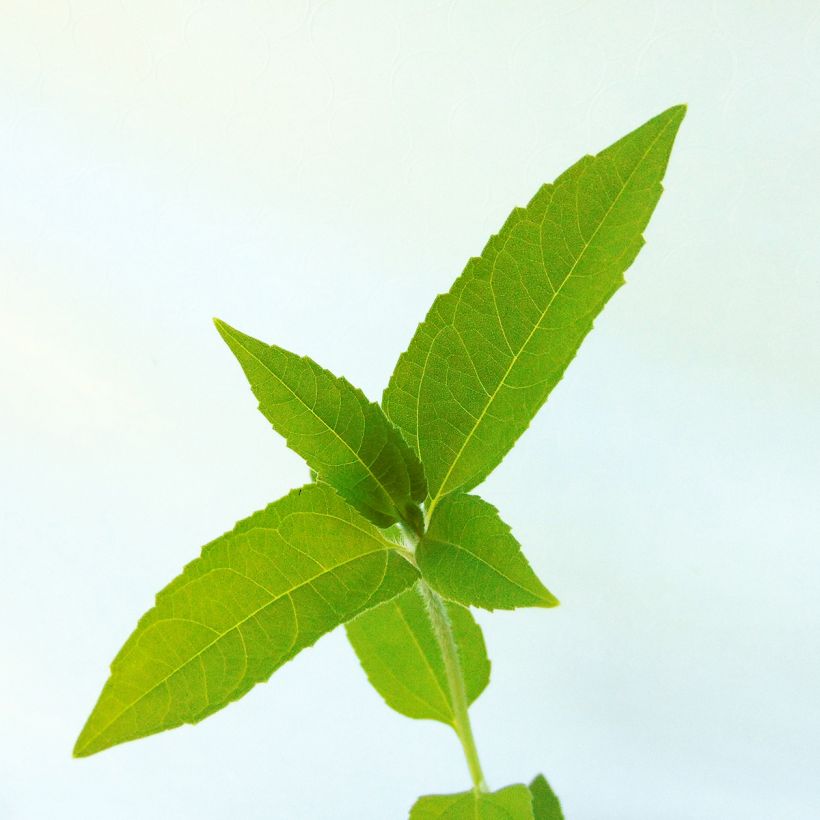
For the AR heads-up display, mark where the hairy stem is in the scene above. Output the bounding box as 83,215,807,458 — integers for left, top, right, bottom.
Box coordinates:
398,524,488,791
418,580,488,792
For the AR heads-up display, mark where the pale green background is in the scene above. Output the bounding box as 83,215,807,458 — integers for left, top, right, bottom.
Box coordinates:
1,2,818,818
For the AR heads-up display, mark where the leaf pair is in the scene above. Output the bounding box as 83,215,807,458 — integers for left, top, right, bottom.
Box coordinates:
75,317,436,758
410,773,563,819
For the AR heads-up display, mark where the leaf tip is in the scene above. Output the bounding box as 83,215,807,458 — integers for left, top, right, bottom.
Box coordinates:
539,589,560,608
73,703,116,759
661,103,687,131
72,706,114,758
529,581,560,609
212,316,230,337
213,318,247,355
72,730,94,759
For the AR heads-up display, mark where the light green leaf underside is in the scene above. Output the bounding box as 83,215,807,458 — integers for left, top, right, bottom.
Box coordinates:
529,775,564,820
215,319,426,529
346,583,490,724
74,484,418,758
419,493,557,611
410,784,534,819
384,105,685,505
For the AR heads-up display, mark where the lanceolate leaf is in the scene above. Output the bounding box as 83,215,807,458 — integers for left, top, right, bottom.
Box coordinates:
74,484,418,758
529,774,564,820
384,106,685,508
418,493,557,611
215,319,426,530
410,784,534,819
346,583,489,724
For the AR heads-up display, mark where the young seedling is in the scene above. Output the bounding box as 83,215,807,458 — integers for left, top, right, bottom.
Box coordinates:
75,105,685,818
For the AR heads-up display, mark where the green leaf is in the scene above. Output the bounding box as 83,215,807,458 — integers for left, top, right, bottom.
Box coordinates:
410,784,534,819
74,483,418,758
215,319,426,530
346,583,489,724
383,105,685,507
418,493,557,611
529,775,564,820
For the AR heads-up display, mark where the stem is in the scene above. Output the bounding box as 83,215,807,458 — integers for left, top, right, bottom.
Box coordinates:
398,518,489,791
418,580,488,792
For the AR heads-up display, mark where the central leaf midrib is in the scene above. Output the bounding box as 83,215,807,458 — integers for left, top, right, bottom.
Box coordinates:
227,328,403,518
427,116,677,508
426,536,542,601
78,544,391,753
